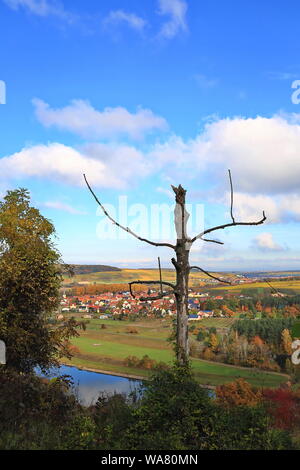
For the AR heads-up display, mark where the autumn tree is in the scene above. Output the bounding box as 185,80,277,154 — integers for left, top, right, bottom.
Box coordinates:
281,328,292,355
209,333,219,352
0,189,81,373
216,378,262,407
85,171,266,365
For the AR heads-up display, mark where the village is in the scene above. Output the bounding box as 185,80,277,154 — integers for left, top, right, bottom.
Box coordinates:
58,270,297,322
58,289,225,320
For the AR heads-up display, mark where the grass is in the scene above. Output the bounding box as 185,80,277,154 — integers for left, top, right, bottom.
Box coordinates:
64,317,288,388
195,318,236,328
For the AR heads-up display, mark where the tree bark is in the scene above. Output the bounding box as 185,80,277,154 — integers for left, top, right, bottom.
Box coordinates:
172,184,190,366
174,240,190,365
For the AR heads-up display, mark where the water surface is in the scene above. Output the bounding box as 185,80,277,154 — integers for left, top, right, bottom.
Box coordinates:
40,365,142,406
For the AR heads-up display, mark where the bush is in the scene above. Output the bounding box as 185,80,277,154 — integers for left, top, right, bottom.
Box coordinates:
122,365,293,450
0,368,92,450
92,393,134,449
123,355,168,370
0,365,295,450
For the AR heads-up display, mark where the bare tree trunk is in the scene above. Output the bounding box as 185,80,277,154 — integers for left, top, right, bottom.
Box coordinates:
174,240,190,365
172,184,191,366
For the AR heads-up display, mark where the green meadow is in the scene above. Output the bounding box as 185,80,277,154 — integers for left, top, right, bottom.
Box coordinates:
64,317,288,388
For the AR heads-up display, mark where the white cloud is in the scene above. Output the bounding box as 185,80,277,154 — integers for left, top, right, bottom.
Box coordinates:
0,142,151,189
225,192,280,223
156,186,173,199
279,194,300,221
33,98,168,140
151,113,300,197
103,10,146,32
221,192,300,224
4,109,300,223
4,0,74,21
252,232,284,252
157,0,188,38
192,114,300,195
42,200,86,215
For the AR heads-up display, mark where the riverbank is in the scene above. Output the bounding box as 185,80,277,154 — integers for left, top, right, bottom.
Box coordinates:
61,361,217,390
66,349,289,388
61,361,145,381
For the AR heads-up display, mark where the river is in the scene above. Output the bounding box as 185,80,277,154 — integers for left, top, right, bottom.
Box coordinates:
39,365,142,406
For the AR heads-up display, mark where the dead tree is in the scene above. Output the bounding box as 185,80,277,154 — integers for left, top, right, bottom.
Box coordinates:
84,171,266,366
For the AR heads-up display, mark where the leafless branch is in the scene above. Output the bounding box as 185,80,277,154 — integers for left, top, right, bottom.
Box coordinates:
200,237,224,245
129,280,175,301
263,278,278,295
139,293,171,301
84,174,176,249
191,170,266,243
191,213,266,243
189,266,232,284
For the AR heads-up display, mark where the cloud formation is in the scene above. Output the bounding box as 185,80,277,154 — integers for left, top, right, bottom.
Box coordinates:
3,108,300,225
157,0,188,38
149,113,300,196
33,99,168,140
103,10,146,32
4,0,74,22
42,200,86,215
252,232,284,252
0,142,150,189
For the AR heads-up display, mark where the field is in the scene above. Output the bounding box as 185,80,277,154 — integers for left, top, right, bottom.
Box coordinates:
64,317,288,388
196,318,236,328
214,279,300,295
63,268,235,286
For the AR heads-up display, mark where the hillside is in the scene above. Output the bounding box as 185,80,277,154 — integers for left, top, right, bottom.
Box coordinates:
70,264,121,275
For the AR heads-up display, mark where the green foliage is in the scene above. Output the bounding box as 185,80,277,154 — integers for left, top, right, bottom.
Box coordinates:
0,368,92,449
92,393,135,449
120,364,292,450
196,329,206,341
232,318,295,347
208,405,293,450
123,354,169,370
60,415,96,450
122,364,212,450
0,189,80,372
0,365,294,450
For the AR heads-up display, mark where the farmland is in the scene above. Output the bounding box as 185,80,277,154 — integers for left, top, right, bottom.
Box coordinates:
63,268,235,286
64,317,288,388
214,279,300,295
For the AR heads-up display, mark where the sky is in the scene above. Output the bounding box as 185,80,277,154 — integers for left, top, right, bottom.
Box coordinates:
0,0,300,271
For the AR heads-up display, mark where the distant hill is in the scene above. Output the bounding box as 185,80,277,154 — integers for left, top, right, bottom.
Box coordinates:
70,265,121,275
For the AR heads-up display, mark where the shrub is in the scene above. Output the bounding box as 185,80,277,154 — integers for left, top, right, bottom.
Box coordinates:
216,378,263,407
123,365,293,450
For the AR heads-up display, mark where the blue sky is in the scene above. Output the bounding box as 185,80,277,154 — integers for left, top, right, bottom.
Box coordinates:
0,0,300,271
